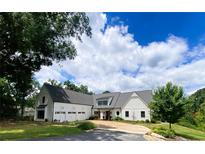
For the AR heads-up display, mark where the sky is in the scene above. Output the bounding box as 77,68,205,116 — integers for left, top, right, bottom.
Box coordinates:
35,12,205,94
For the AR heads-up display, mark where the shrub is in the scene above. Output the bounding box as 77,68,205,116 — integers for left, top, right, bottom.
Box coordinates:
151,119,157,123
145,119,150,123
153,127,175,138
77,121,96,130
113,117,124,121
88,115,98,120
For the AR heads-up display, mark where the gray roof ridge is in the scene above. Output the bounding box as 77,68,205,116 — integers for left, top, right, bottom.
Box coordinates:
44,83,93,97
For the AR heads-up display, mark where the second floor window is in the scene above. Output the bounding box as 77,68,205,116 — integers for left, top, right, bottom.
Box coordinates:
97,100,108,106
42,96,45,104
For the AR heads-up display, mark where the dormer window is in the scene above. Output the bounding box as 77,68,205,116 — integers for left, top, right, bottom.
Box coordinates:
97,100,108,106
42,96,45,104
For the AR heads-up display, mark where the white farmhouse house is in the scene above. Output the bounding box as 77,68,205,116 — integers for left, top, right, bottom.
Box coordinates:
34,83,152,122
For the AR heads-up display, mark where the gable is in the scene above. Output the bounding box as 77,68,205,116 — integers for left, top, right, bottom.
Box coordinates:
123,96,148,109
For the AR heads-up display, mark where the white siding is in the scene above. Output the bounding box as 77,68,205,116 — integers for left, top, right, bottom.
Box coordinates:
53,102,92,122
34,86,53,121
121,93,150,121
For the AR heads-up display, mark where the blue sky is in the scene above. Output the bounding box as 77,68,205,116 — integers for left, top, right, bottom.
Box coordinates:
107,13,205,47
35,13,205,94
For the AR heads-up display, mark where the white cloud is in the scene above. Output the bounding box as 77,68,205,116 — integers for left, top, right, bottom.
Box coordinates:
35,13,205,94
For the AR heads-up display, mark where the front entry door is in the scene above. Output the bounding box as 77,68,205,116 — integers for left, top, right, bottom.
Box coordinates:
105,111,110,120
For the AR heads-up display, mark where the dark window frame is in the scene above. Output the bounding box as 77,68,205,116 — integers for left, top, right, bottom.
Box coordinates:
37,110,45,119
42,96,45,104
125,111,129,117
116,111,120,116
141,111,145,118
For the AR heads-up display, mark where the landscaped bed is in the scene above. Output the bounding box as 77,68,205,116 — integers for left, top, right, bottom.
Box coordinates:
119,120,205,140
0,121,96,141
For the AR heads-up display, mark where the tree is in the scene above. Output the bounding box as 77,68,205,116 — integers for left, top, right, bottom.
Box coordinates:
63,80,93,95
102,91,111,94
0,13,91,117
46,79,63,87
149,82,185,129
0,77,18,119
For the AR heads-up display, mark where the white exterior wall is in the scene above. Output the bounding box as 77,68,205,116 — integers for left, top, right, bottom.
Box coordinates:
34,86,53,121
111,108,121,119
53,102,92,122
121,93,150,121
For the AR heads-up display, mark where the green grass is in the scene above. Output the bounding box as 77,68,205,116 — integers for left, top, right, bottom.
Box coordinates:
0,121,94,141
140,122,205,140
117,120,205,140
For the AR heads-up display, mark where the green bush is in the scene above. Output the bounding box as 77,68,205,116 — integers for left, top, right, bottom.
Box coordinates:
153,127,175,138
77,121,96,130
145,119,150,123
113,117,124,121
150,119,157,123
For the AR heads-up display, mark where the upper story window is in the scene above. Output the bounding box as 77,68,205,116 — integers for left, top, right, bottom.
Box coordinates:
42,96,45,104
97,100,108,106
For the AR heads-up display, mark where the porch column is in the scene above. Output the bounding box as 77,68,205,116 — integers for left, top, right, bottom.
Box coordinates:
100,111,104,120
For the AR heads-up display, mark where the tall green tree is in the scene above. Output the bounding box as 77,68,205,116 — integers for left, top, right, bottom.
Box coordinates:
0,13,92,117
149,82,185,129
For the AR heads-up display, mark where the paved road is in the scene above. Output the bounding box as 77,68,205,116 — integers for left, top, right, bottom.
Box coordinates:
26,129,146,141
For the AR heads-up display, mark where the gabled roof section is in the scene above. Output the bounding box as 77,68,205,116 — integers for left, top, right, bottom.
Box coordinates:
114,92,133,108
136,90,153,106
93,92,121,109
44,83,69,103
43,83,152,108
43,83,93,106
63,89,93,106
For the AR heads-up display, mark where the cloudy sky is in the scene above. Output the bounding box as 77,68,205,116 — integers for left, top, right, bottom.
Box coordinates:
35,12,205,94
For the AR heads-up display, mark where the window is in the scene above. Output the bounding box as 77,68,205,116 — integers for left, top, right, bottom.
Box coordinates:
94,111,99,115
42,96,45,104
116,111,120,116
97,100,108,106
68,112,72,114
78,112,82,114
82,112,85,114
125,111,129,117
37,110,44,119
72,112,76,114
55,112,60,114
141,111,145,118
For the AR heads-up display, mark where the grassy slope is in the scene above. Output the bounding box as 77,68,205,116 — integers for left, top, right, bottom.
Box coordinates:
0,121,84,141
140,123,205,140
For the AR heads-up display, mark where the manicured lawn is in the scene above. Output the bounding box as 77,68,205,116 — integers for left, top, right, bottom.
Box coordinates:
138,122,205,140
118,120,205,140
0,121,91,141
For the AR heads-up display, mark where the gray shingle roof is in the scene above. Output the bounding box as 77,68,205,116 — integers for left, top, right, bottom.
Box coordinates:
44,83,93,106
43,83,152,108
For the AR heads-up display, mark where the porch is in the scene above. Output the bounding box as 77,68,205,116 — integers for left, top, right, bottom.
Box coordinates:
94,110,112,120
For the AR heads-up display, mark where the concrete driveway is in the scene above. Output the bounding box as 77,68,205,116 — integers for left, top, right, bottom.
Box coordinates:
90,120,165,141
90,120,151,134
27,129,146,141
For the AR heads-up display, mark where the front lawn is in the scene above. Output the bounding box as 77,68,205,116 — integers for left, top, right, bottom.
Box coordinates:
140,122,205,140
119,120,205,140
0,121,95,141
